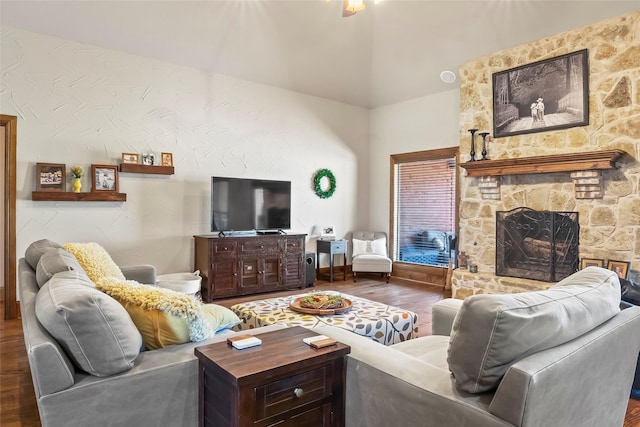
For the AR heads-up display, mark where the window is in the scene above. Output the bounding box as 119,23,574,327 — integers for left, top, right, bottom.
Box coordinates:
390,148,458,268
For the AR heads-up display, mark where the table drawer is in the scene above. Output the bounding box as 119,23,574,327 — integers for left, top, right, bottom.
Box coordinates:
285,237,304,253
331,241,347,253
211,240,237,255
254,365,332,422
239,240,279,254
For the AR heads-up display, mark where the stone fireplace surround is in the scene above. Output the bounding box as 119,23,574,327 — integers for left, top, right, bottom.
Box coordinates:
452,12,640,299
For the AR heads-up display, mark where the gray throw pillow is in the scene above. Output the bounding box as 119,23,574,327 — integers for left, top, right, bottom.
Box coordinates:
25,239,63,269
36,273,142,377
36,248,88,288
448,267,621,393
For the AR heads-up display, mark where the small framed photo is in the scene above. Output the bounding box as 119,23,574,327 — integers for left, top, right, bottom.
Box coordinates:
91,164,119,192
607,260,630,280
580,258,605,269
36,163,65,192
142,153,154,166
161,152,173,167
121,153,139,164
320,226,336,240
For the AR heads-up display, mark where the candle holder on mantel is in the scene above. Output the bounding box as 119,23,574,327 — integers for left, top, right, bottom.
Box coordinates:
467,128,478,162
478,132,490,160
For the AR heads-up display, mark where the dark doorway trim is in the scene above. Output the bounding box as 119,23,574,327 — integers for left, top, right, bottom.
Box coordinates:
2,115,17,320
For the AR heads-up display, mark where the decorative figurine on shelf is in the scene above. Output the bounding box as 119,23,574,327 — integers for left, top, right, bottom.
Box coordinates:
70,166,83,193
479,132,490,160
458,251,469,269
467,129,478,162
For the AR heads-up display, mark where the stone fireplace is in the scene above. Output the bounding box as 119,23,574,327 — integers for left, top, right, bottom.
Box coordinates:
496,208,579,282
451,12,640,299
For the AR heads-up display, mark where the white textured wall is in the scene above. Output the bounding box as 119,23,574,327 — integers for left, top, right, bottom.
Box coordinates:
368,89,460,233
2,27,370,273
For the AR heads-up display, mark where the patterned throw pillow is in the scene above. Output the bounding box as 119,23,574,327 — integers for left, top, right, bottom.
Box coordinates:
63,242,125,283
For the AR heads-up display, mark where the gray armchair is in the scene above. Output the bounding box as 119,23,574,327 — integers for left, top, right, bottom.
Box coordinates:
351,231,392,283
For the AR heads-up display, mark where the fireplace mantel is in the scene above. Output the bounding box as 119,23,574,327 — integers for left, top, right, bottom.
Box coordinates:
459,150,625,177
459,150,626,200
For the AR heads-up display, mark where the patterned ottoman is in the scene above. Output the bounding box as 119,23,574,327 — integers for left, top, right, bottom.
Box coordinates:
231,291,418,345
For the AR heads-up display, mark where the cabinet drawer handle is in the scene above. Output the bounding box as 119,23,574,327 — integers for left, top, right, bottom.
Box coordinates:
293,387,304,398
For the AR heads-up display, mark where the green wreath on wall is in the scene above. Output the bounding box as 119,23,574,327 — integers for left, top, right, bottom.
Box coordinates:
313,168,336,199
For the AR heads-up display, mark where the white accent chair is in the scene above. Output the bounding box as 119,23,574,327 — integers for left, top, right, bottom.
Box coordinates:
351,231,392,283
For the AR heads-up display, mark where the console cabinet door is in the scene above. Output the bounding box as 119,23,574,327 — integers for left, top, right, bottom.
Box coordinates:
261,256,282,289
282,236,306,288
211,258,238,298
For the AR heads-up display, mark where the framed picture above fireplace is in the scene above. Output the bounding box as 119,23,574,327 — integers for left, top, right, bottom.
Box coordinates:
607,260,630,280
492,49,589,138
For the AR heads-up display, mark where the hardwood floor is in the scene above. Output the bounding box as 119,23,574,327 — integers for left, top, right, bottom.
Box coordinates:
2,277,640,426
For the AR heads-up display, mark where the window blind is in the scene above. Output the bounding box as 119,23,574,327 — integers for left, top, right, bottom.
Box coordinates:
393,156,456,267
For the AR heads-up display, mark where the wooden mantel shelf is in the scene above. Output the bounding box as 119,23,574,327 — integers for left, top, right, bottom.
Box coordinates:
459,150,625,177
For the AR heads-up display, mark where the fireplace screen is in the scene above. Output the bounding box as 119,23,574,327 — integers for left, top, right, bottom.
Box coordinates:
496,208,579,282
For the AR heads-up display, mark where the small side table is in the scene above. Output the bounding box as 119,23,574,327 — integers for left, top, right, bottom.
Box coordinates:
317,239,347,282
195,326,350,427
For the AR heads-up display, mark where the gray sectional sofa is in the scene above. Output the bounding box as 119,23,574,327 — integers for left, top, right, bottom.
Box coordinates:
19,240,285,427
19,238,640,427
316,267,640,427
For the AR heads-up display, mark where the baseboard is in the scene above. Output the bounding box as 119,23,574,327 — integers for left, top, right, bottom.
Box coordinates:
391,262,447,287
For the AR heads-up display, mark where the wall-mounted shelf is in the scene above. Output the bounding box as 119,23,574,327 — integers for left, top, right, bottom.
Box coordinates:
32,192,127,202
119,164,174,175
459,150,625,177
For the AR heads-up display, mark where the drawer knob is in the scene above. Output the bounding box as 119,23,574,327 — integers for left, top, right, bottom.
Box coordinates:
293,387,304,398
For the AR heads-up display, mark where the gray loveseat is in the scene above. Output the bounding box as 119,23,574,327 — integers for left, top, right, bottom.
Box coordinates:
315,267,640,427
19,240,284,427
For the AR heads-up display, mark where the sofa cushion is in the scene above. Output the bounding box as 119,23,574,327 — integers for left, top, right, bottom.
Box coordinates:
621,278,640,306
25,239,63,269
96,277,240,349
353,238,387,257
36,248,88,288
63,242,125,283
35,272,142,377
448,267,621,393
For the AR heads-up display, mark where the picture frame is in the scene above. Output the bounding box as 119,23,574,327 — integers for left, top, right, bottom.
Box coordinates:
492,49,589,138
320,226,336,241
36,163,65,192
161,152,173,167
142,153,154,166
91,164,119,193
121,153,139,164
580,258,605,269
607,260,630,280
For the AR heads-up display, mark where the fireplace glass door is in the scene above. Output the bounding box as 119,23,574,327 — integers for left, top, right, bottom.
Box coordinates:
496,207,579,282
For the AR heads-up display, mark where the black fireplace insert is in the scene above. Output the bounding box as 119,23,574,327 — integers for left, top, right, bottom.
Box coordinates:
496,207,579,282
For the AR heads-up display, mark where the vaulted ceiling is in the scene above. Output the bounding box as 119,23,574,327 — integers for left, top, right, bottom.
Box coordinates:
1,1,638,108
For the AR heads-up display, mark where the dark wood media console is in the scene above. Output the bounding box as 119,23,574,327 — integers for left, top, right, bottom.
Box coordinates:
194,234,307,302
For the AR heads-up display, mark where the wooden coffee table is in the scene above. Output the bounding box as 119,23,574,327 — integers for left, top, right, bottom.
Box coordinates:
195,326,350,427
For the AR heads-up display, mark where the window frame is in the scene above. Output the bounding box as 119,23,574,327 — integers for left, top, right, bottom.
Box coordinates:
389,147,459,278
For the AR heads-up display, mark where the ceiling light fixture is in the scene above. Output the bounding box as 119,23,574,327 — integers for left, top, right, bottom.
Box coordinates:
342,0,366,17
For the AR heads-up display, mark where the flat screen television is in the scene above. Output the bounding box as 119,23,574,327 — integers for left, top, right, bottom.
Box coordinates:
211,176,291,233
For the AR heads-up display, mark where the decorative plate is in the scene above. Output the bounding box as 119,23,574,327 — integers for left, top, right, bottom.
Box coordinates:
289,297,352,315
